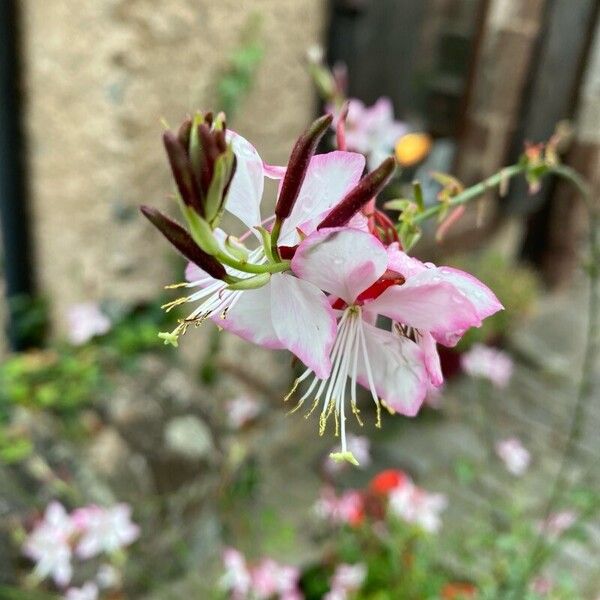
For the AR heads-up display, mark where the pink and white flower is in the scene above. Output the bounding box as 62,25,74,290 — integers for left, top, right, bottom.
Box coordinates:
388,479,447,533
66,303,111,345
221,547,252,599
537,510,578,538
64,582,98,600
330,97,408,169
314,486,364,526
287,229,501,461
325,563,367,600
72,504,139,559
169,133,365,379
23,502,75,587
221,548,302,600
226,394,262,429
251,559,301,600
461,343,514,388
495,437,530,476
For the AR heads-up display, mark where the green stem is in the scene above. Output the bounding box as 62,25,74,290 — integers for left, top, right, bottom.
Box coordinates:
270,217,282,261
413,164,527,224
504,165,598,598
214,249,290,274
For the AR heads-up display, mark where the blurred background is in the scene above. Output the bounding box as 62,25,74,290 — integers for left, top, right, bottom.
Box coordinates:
1,1,599,598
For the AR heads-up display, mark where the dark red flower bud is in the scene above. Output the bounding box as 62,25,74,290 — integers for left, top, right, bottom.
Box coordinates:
140,205,227,281
317,157,396,229
163,131,202,214
177,117,192,149
275,114,333,221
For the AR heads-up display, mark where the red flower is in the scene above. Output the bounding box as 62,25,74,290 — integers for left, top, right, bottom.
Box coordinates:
369,469,409,495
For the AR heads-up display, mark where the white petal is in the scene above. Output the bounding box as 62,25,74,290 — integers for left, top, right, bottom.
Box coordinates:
215,282,284,350
270,274,336,378
225,131,264,230
357,322,427,416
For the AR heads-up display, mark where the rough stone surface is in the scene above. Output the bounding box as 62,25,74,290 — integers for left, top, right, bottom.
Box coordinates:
20,0,325,333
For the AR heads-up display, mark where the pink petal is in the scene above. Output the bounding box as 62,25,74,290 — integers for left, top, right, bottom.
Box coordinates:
263,163,286,179
225,131,264,230
386,243,428,279
270,274,336,378
292,227,388,304
433,267,503,320
357,322,427,416
368,270,482,339
278,151,366,245
214,282,285,350
418,331,443,387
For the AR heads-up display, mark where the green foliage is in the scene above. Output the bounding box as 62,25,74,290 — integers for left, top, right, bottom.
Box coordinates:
449,251,540,348
0,349,101,419
216,14,264,120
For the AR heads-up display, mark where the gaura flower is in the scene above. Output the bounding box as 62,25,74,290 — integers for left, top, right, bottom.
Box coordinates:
495,437,530,476
66,302,111,345
314,486,364,527
461,343,514,388
331,97,408,169
251,559,301,600
221,547,252,599
226,394,262,429
537,510,578,538
388,479,447,533
64,582,99,600
149,122,369,378
23,502,75,587
286,228,502,463
72,504,139,559
325,563,367,600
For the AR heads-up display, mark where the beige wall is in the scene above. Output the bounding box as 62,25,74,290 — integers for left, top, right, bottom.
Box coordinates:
21,0,325,332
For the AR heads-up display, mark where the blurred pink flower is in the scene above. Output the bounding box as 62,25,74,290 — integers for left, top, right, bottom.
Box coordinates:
314,487,364,526
221,547,252,599
23,502,75,587
64,582,98,600
66,302,111,345
538,510,578,538
226,394,262,429
530,575,554,596
461,343,513,388
495,437,530,475
388,480,447,533
72,504,139,559
325,434,371,475
330,97,408,169
325,563,367,600
251,558,301,600
221,549,302,600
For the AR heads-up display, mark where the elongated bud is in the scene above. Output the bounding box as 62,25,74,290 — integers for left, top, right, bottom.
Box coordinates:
140,205,227,281
163,131,202,214
275,114,333,220
318,157,396,229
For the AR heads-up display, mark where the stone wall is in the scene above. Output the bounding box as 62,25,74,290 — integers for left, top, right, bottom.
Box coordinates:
20,0,325,333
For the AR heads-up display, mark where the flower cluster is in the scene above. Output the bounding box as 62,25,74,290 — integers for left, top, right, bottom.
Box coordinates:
220,547,302,600
142,110,502,464
22,502,138,596
315,468,446,534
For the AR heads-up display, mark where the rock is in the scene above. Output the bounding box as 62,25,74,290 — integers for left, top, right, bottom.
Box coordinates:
164,416,214,461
